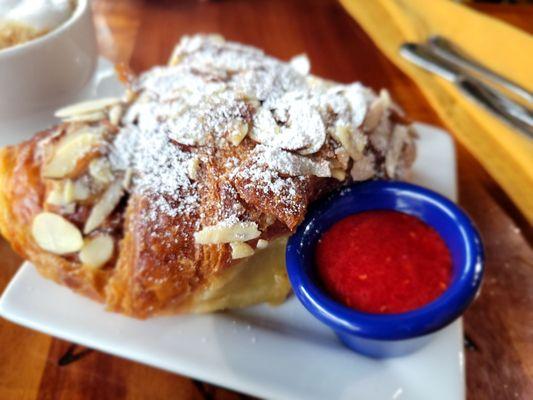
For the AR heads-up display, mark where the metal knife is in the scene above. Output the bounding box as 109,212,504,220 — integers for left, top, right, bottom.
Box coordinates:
399,43,533,139
428,35,533,105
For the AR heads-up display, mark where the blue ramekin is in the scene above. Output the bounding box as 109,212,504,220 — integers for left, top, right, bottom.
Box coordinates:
286,180,484,358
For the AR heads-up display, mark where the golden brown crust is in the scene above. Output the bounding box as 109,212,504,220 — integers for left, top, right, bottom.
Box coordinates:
105,140,295,317
0,133,275,318
0,130,344,318
0,35,417,319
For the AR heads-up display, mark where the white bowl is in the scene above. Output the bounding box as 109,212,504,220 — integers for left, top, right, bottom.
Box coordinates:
0,0,97,119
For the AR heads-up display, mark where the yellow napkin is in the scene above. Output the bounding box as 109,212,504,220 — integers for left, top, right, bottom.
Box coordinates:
340,0,533,222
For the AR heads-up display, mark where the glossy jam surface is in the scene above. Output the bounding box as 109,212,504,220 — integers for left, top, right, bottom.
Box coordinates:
315,210,453,314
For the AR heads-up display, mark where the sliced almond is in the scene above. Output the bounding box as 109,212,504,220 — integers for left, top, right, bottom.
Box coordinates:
379,89,391,107
62,203,76,214
187,157,200,181
351,153,376,181
108,104,123,126
194,220,261,245
89,158,114,184
344,83,369,128
256,239,269,249
42,130,102,179
334,147,350,170
258,146,331,178
63,179,74,201
331,168,347,181
385,125,409,178
63,111,106,123
84,180,124,234
31,212,83,254
123,168,133,190
250,102,326,155
46,181,65,206
46,187,64,206
363,89,390,132
289,54,310,75
124,89,137,103
332,124,367,161
55,98,121,119
46,179,77,206
228,122,249,146
208,34,225,44
73,180,91,200
230,241,255,259
168,35,224,66
79,235,114,268
168,42,185,66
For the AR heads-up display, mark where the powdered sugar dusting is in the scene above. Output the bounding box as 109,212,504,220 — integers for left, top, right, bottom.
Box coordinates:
253,145,331,178
106,34,415,233
109,125,198,225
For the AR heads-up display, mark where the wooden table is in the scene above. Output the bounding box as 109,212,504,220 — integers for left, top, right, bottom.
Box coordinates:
1,1,531,399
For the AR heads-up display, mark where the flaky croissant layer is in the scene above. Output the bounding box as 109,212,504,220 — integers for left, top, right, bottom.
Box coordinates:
0,35,416,318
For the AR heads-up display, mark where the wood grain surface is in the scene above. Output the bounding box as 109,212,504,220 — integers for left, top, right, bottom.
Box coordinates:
0,1,531,399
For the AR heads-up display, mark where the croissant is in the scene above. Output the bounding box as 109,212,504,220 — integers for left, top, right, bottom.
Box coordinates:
0,35,416,318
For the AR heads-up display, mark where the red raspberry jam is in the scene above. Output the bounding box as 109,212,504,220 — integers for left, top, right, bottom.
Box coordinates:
315,210,452,314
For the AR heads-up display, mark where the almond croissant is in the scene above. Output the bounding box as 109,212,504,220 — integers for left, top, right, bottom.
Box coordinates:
0,35,416,318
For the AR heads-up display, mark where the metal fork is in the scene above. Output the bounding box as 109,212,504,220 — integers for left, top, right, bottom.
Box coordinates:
399,39,533,139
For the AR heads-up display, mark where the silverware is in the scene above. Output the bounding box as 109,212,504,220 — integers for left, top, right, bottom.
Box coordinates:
399,42,533,139
428,35,533,104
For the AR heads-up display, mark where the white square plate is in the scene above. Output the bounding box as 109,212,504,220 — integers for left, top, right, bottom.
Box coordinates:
0,59,464,400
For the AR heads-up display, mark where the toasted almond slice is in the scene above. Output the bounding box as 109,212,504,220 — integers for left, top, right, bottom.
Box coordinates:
46,179,77,206
250,103,326,155
108,104,123,126
351,153,376,181
385,125,409,178
208,34,225,44
169,34,225,66
187,157,200,180
334,147,350,170
331,168,347,181
344,84,369,128
230,241,255,259
46,188,64,206
363,89,390,132
63,179,75,202
62,203,76,214
42,130,102,179
55,98,121,119
363,100,384,132
89,158,114,184
194,220,261,245
289,54,310,75
228,122,249,146
73,180,91,200
46,181,66,206
168,43,184,66
31,212,83,254
332,124,367,161
379,89,391,107
124,89,137,103
63,111,106,123
256,239,269,249
123,168,133,190
84,180,124,234
258,146,331,178
79,235,114,268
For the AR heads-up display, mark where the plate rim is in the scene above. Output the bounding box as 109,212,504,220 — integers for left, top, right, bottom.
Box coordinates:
0,59,464,400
